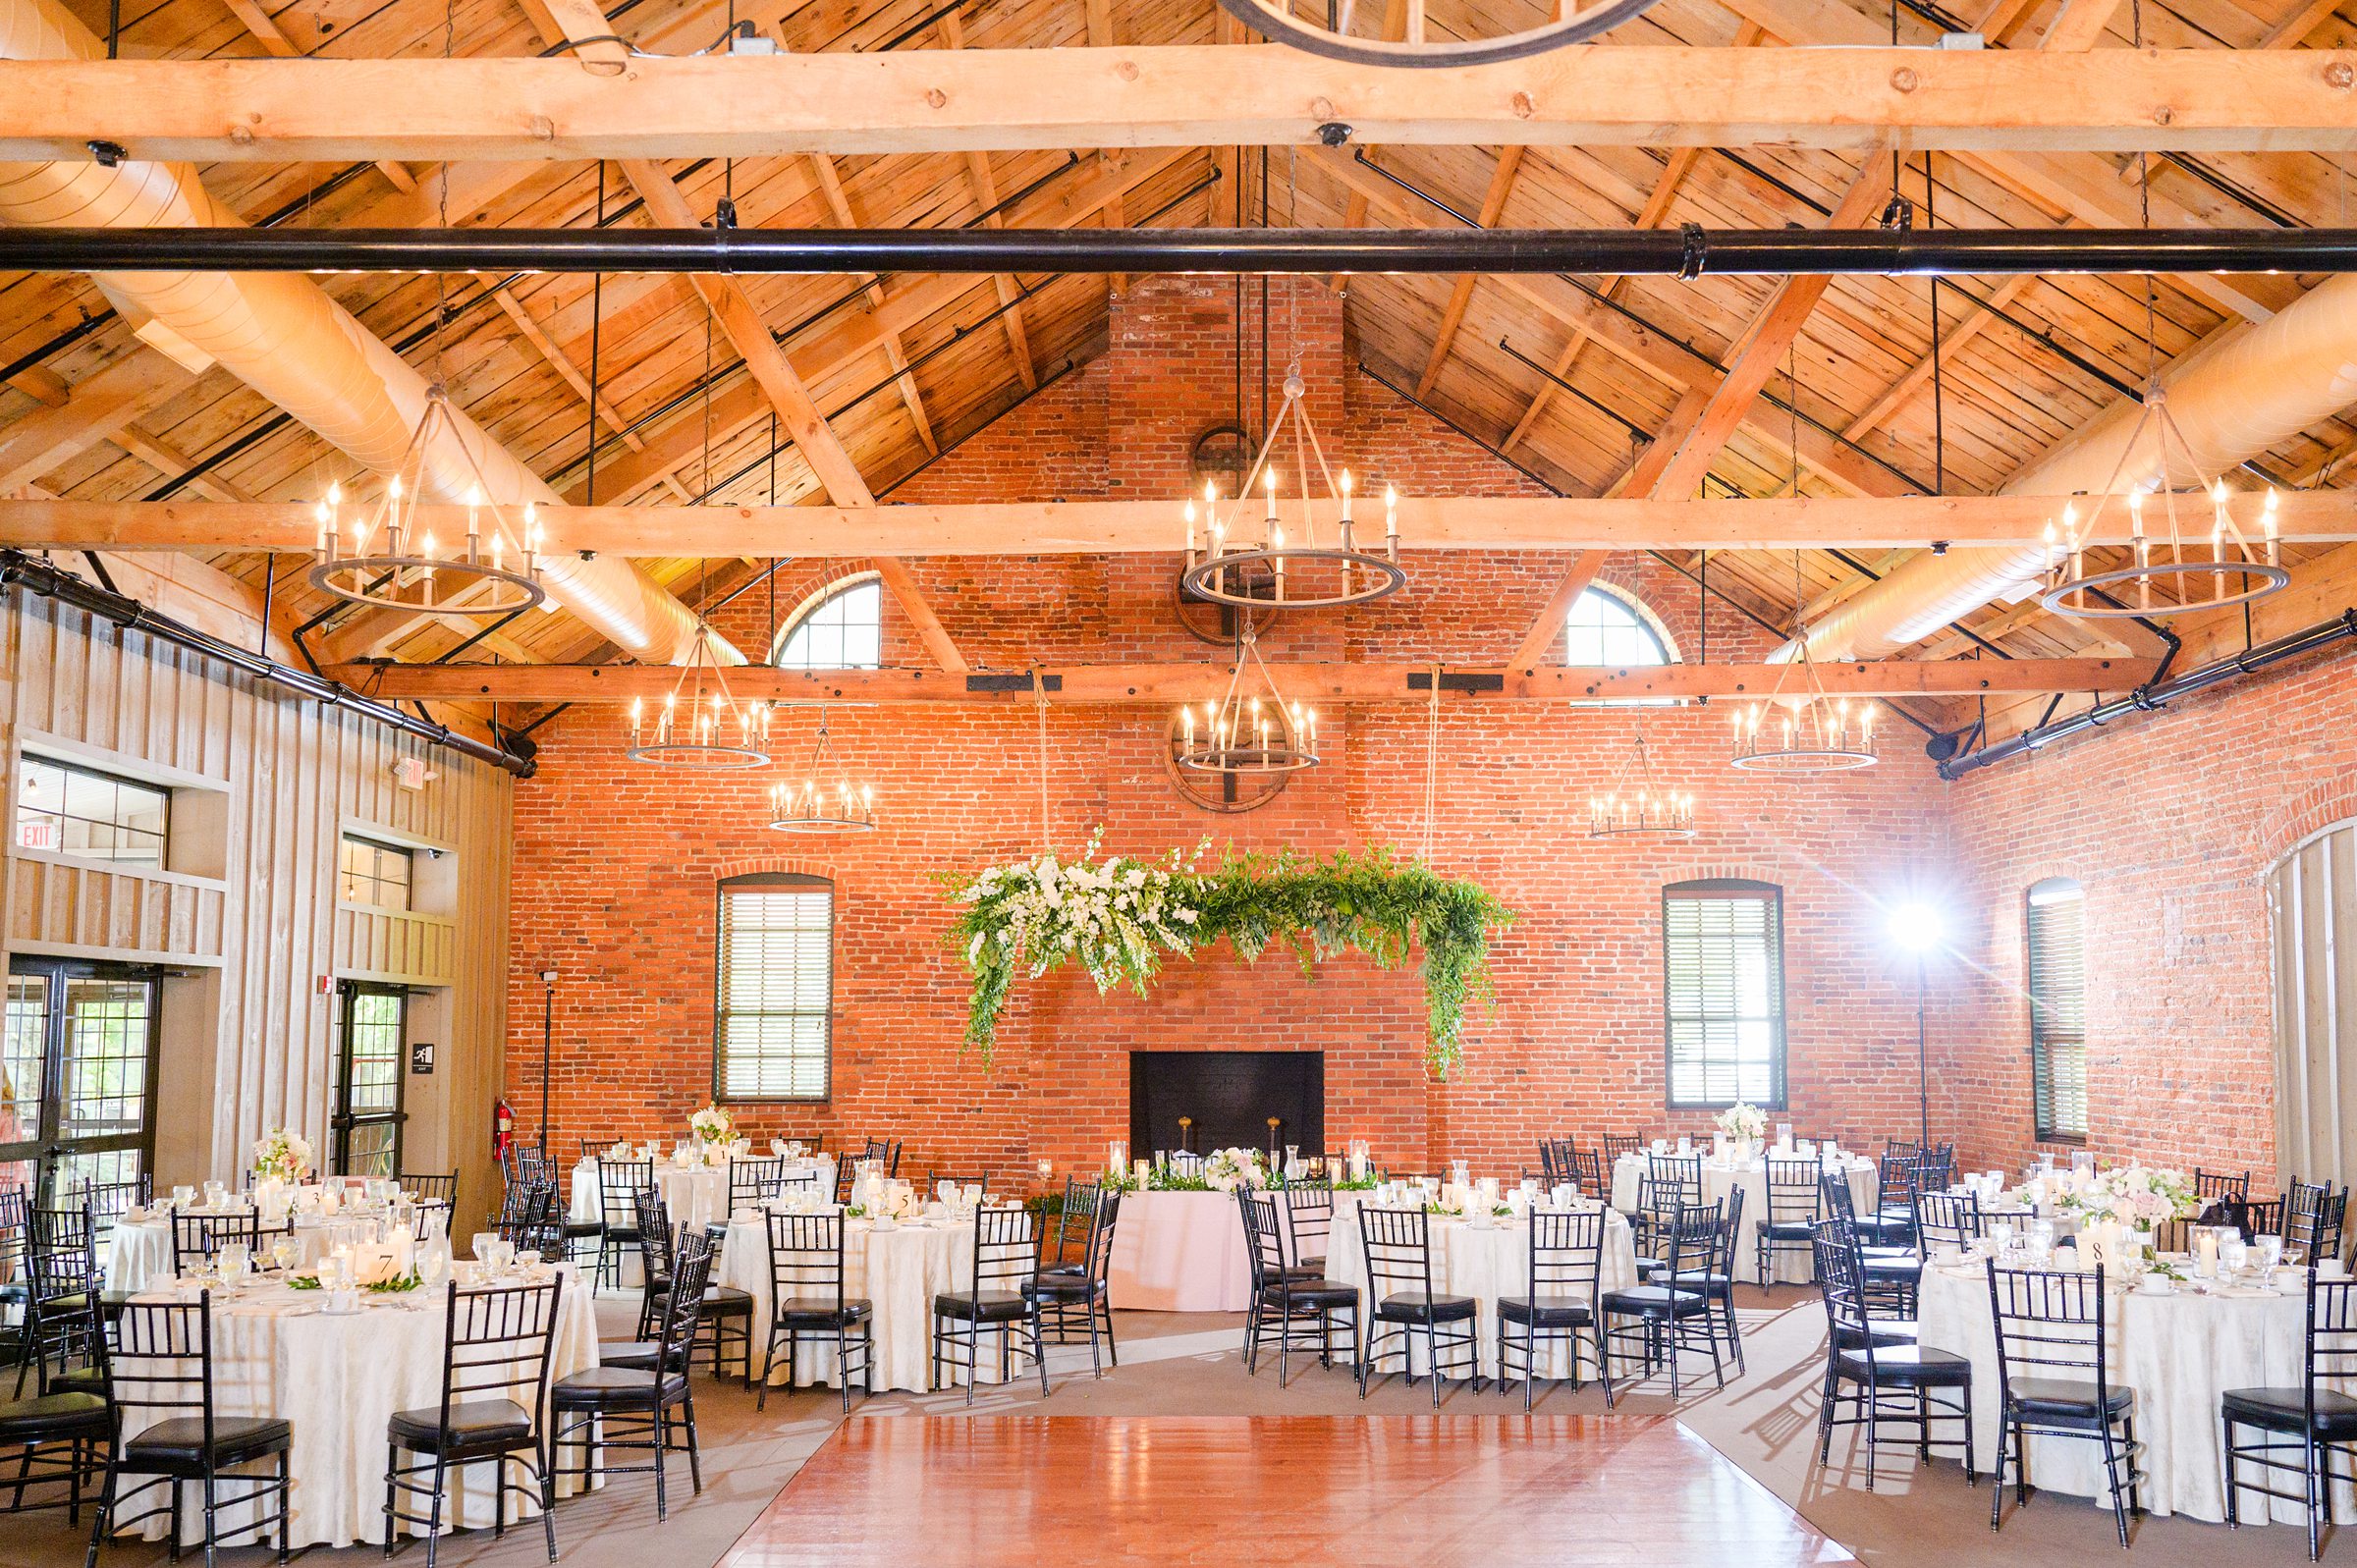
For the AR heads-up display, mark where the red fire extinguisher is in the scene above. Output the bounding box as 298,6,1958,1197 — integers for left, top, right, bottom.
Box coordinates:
494,1097,516,1160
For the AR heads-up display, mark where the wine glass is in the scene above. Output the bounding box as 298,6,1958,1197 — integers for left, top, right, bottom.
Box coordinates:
271,1236,300,1274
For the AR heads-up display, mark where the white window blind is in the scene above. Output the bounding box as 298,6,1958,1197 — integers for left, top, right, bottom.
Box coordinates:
716,873,834,1101
1664,880,1786,1108
2026,878,2089,1141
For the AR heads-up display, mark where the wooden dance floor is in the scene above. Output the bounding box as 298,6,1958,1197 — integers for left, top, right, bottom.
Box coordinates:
720,1415,1853,1566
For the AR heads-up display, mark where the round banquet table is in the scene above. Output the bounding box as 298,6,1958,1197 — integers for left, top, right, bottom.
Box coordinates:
1610,1152,1878,1284
717,1210,1034,1392
1326,1205,1641,1377
106,1266,599,1550
1106,1189,1256,1313
1916,1257,2328,1524
568,1156,836,1234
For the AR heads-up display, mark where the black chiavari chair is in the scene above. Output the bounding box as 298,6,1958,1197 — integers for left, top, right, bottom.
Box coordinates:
1814,1222,1973,1488
1044,1178,1102,1277
67,1177,149,1250
1283,1181,1335,1277
1822,1172,1922,1317
1874,1150,1925,1245
1601,1201,1725,1397
579,1138,620,1160
18,1205,115,1401
1498,1207,1609,1410
1599,1133,1644,1181
861,1139,902,1176
499,1180,560,1258
1539,1138,1577,1188
383,1277,564,1568
1670,1187,1745,1374
593,1157,653,1291
1356,1206,1479,1406
398,1171,460,1209
1986,1262,2141,1547
551,1239,707,1519
1914,1189,1985,1258
2223,1272,2357,1558
1030,1190,1121,1377
2286,1178,2348,1266
634,1191,753,1383
0,1275,107,1521
1637,1154,1703,1255
707,1158,785,1244
88,1295,291,1567
1567,1150,1606,1203
1756,1158,1826,1287
2196,1168,2251,1206
167,1211,259,1279
1238,1190,1352,1388
757,1212,873,1412
931,1207,1049,1405
831,1159,855,1208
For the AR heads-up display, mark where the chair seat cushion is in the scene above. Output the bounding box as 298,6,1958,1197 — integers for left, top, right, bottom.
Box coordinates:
551,1367,687,1409
2222,1386,2357,1438
1024,1274,1107,1303
0,1391,108,1443
126,1414,291,1467
1601,1284,1708,1318
2006,1378,2133,1425
774,1296,873,1325
1668,1271,1730,1292
649,1283,755,1318
388,1398,535,1450
1499,1294,1592,1327
597,1339,664,1372
1861,1257,1923,1281
1760,1220,1818,1240
1836,1344,1974,1388
563,1219,602,1238
935,1289,1032,1324
1260,1280,1357,1310
1373,1290,1476,1323
1040,1263,1085,1278
1832,1317,1919,1350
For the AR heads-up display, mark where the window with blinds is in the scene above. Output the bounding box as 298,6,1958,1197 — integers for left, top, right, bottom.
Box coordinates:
2026,877,2089,1142
715,872,834,1102
1662,879,1786,1108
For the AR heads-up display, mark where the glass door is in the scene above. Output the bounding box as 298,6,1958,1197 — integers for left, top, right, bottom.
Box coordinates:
332,981,408,1176
0,959,162,1204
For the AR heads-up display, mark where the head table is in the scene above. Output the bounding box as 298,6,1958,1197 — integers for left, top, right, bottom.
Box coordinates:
1916,1254,2330,1526
1610,1149,1879,1284
104,1263,600,1550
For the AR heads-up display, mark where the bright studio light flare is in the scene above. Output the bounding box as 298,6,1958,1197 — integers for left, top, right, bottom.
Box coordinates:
1889,901,1945,953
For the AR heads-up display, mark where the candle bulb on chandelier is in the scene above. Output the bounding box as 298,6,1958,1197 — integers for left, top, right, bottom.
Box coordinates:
1384,485,1398,558
1184,500,1198,560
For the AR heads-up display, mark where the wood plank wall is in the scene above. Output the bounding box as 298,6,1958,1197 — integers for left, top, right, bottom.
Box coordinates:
0,589,514,1230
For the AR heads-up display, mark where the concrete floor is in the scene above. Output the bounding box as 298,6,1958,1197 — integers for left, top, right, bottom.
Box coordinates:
0,1285,2318,1568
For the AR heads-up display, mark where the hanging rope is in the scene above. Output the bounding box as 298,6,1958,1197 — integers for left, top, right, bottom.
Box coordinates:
1035,677,1053,855
1422,667,1442,863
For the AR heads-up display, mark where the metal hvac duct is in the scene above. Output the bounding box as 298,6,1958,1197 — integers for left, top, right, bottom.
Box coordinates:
14,224,2357,277
1796,271,2357,662
0,0,733,667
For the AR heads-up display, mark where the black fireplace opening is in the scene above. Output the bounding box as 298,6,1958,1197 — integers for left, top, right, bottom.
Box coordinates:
1128,1051,1324,1160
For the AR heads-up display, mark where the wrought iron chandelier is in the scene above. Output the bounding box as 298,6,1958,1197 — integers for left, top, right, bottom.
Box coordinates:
1732,554,1879,774
2038,384,2289,618
1589,728,1696,838
626,622,772,768
309,387,546,614
1178,363,1405,611
1174,622,1321,774
767,709,876,833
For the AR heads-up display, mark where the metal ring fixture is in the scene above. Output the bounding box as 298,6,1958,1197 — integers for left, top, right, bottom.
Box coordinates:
1178,547,1407,611
2039,561,2293,617
1215,0,1668,67
1727,745,1879,774
768,810,877,834
622,738,771,769
1588,819,1698,839
306,556,546,615
1176,739,1322,775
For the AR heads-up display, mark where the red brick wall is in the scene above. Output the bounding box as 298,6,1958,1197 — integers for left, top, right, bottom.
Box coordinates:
504,277,2053,1186
1936,652,2357,1189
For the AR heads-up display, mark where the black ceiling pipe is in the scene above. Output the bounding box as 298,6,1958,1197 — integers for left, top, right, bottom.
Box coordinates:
0,549,535,779
1937,609,2357,781
14,225,2357,278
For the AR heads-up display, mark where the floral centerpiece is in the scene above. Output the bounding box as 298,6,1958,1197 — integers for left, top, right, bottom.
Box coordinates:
2015,1162,2200,1232
943,833,1514,1077
251,1127,313,1182
688,1104,736,1146
1201,1148,1269,1194
1714,1103,1768,1152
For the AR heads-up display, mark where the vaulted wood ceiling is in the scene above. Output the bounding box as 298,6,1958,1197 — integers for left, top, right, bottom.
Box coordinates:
4,0,2356,745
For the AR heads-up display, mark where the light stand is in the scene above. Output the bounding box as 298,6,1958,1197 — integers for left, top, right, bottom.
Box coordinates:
1888,903,1943,1150
537,967,557,1157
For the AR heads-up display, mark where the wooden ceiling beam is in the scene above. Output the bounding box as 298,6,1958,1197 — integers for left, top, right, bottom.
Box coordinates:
13,46,2357,159
0,357,200,493
14,490,2344,555
327,656,2156,704
1414,146,1526,401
